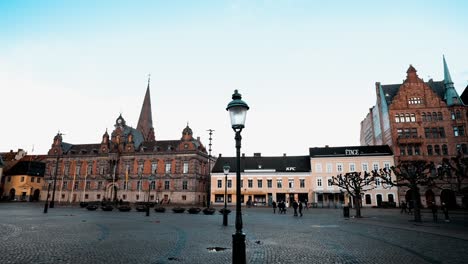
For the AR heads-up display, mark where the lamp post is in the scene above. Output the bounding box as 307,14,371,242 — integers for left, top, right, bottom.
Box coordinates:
226,89,249,264
43,179,53,213
50,154,60,208
147,175,155,216
223,164,230,226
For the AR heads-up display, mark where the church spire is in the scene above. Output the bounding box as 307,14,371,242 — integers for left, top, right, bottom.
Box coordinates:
137,75,155,141
443,56,463,106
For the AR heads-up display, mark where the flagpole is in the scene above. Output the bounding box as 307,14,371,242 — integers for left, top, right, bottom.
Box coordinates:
70,164,76,204
82,165,88,202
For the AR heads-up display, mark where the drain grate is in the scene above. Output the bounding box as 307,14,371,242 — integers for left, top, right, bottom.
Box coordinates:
207,247,228,252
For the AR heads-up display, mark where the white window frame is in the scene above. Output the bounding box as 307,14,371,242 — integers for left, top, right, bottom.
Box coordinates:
349,163,356,172
336,163,343,173
315,163,322,173
183,162,189,174
217,179,222,188
361,163,369,172
327,177,333,187
317,178,322,188
326,163,333,173
299,179,305,188
372,162,379,171
165,163,171,173
277,179,282,188
383,162,391,170
288,179,294,188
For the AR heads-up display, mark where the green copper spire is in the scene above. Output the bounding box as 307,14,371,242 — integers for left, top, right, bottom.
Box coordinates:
443,56,463,106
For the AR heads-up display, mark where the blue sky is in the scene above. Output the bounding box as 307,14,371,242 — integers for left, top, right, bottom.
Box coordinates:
1,0,467,157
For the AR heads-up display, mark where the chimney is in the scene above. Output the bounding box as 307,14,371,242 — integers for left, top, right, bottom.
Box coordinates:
325,145,329,148
218,153,222,157
283,153,287,157
253,153,261,157
197,137,200,141
242,153,245,158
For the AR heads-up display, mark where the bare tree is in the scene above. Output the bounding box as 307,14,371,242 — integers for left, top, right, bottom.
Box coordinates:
440,156,468,193
375,161,438,222
331,171,374,218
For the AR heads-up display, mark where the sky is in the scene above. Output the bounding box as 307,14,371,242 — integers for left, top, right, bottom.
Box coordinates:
1,0,467,158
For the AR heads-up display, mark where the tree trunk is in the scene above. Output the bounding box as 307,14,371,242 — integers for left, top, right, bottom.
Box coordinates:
354,195,362,218
411,185,422,222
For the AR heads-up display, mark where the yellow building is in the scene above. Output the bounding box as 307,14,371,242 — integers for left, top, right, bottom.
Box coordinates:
1,155,46,201
211,153,311,206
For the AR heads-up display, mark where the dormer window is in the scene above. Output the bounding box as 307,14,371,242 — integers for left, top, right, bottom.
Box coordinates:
408,97,423,105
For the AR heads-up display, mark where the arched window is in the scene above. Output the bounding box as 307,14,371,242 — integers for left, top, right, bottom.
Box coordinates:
395,114,400,123
405,113,411,122
427,112,432,121
422,113,426,121
456,110,462,119
438,112,443,120
365,194,372,204
427,145,433,155
462,144,468,154
434,145,441,155
410,113,416,122
432,112,437,121
451,111,456,120
388,194,395,203
442,144,448,155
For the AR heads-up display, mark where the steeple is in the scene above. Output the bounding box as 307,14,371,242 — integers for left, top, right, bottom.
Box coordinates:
443,56,463,106
136,75,156,141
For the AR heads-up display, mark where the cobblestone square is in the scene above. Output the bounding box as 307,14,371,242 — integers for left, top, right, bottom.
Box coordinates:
1,203,467,264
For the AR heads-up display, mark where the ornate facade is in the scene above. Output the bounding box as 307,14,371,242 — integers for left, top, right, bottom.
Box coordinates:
42,82,209,205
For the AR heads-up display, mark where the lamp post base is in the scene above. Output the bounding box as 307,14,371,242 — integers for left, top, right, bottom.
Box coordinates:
232,232,246,264
43,202,49,214
223,212,228,226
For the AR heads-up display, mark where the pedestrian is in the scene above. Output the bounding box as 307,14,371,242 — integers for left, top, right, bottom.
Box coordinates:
430,202,438,223
408,200,413,214
400,201,407,214
441,202,450,222
272,201,277,214
304,199,309,210
298,201,303,217
292,200,299,216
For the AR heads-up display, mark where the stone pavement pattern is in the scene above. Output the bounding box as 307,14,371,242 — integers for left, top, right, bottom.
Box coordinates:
0,203,467,264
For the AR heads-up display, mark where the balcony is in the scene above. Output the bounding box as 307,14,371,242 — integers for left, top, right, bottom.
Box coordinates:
397,136,423,144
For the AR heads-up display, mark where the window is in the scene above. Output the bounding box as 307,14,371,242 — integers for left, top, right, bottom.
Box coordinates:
87,164,92,176
277,179,282,188
439,127,446,138
151,162,157,174
315,163,322,173
337,163,343,172
76,165,81,176
182,195,186,201
427,145,433,155
165,163,171,173
300,179,305,188
182,180,187,190
241,180,243,188
407,145,413,155
327,178,333,187
463,144,468,154
97,181,102,190
349,163,356,172
397,129,403,137
137,164,143,175
7,176,11,182
228,179,232,188
410,113,416,122
257,179,263,188
183,162,189,174
85,194,89,199
435,145,441,155
451,111,456,120
384,162,391,170
65,164,69,176
400,145,406,155
395,114,400,123
375,178,381,186
432,127,439,138
150,181,155,190
63,181,68,189
37,178,41,183
362,163,368,172
267,179,272,188
454,126,465,136
405,114,411,122
442,144,448,155
97,194,101,200
438,112,443,121
248,179,253,188
288,179,294,188
414,145,420,155
411,128,418,138
31,177,35,183
215,194,224,202
365,194,372,204
425,128,431,138
74,181,79,190
86,181,91,189
422,113,426,121
403,128,410,138
164,180,170,190
373,163,379,171
317,178,322,187
137,180,142,190
456,110,462,120
326,163,332,173
217,180,222,188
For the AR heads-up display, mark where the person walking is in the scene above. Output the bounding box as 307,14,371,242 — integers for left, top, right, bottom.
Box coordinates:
272,201,277,214
441,202,450,222
400,201,407,214
408,200,413,214
298,200,303,217
304,199,309,210
292,200,299,216
430,202,438,223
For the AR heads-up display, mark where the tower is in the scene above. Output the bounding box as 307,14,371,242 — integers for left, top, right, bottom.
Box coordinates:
137,76,156,142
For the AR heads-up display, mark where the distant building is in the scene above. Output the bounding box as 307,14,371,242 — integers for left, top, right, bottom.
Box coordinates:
211,153,311,207
309,145,398,208
0,152,46,201
43,81,210,205
359,57,468,208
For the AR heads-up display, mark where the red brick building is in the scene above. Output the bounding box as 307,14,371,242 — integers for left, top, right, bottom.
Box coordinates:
43,81,210,205
360,57,468,208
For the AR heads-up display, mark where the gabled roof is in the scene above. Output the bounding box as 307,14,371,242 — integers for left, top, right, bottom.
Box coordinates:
4,160,45,176
212,155,311,173
309,145,393,158
381,80,445,106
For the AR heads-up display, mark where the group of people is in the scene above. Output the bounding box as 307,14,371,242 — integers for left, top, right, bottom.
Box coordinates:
430,202,450,223
272,200,307,217
399,200,414,214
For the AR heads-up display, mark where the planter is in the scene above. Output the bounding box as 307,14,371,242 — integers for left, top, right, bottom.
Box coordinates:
172,207,186,213
101,205,114,211
86,204,98,211
219,208,231,215
135,205,147,212
154,207,166,213
118,205,131,212
80,202,89,208
188,207,201,214
203,207,216,215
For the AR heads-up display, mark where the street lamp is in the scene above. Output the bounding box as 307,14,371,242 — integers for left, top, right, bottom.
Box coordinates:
50,154,60,208
226,89,249,264
223,164,230,226
147,175,155,216
43,179,53,213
